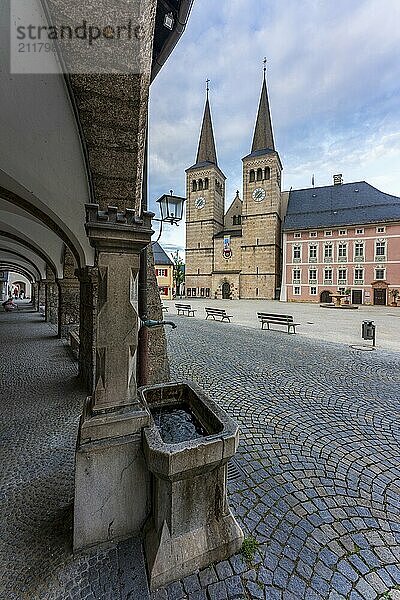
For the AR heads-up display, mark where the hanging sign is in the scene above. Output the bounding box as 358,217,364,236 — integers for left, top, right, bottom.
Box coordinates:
223,235,232,259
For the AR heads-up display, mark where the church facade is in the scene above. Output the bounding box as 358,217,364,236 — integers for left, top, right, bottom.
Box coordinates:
184,73,400,305
185,73,286,300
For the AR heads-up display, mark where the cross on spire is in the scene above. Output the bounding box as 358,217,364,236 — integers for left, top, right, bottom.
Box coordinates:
206,78,210,98
263,57,267,76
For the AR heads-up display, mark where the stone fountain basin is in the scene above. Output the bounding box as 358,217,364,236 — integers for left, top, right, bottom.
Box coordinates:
139,380,239,481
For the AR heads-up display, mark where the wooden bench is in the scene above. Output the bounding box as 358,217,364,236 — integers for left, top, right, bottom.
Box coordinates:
257,312,299,334
205,307,233,322
175,303,196,317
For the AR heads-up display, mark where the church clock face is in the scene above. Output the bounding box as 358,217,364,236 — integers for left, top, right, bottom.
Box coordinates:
252,187,266,202
195,197,206,209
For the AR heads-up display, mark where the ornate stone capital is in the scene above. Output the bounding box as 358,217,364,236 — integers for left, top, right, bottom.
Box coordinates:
85,204,154,253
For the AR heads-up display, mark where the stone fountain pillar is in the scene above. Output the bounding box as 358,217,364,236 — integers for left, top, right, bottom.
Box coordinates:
73,206,154,551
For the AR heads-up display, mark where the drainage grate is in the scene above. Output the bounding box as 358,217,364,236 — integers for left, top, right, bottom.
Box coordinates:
228,459,246,482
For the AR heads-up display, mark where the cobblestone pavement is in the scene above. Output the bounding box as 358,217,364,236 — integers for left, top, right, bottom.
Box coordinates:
1,308,400,600
0,308,149,600
151,316,400,600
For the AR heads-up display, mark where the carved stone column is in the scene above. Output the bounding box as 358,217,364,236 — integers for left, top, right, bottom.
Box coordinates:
74,205,154,551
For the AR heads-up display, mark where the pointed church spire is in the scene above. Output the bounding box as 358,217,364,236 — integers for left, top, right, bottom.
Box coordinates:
195,80,218,166
251,59,275,153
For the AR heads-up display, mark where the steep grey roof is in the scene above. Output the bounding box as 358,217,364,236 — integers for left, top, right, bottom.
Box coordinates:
152,242,173,265
187,97,217,171
283,181,400,231
251,75,275,154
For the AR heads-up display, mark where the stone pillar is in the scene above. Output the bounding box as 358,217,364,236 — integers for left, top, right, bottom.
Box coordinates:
77,266,98,395
0,280,7,301
58,278,80,338
74,206,154,551
30,282,36,307
58,247,80,338
38,281,46,313
47,282,59,325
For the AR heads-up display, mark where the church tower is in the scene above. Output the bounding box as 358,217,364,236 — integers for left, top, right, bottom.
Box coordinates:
185,85,226,298
241,64,283,299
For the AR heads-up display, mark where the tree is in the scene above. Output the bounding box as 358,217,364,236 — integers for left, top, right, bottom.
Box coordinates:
171,250,185,298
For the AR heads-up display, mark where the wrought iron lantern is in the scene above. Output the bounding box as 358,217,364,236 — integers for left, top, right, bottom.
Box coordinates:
156,191,185,225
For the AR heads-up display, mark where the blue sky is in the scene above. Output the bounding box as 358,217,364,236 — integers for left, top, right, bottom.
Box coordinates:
149,0,400,254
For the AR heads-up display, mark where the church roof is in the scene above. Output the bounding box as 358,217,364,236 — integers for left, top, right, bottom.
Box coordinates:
187,96,218,170
153,242,173,265
251,74,275,154
283,181,400,231
225,190,242,213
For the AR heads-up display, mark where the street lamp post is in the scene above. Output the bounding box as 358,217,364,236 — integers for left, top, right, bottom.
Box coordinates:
138,192,185,386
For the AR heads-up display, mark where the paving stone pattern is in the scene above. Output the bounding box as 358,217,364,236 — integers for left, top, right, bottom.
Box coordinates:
1,308,400,600
151,316,400,600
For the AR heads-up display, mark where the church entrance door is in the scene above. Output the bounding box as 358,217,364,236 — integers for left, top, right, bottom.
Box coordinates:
222,282,231,299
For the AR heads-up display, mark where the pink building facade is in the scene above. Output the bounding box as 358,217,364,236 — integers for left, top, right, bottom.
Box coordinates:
281,180,400,306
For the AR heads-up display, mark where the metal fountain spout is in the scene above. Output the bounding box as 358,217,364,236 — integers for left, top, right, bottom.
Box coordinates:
141,319,177,330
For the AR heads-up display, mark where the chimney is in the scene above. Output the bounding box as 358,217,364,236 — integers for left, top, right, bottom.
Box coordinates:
333,174,343,186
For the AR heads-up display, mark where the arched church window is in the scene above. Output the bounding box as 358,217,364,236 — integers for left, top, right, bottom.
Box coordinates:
198,179,203,191
204,178,209,190
257,168,263,181
237,215,242,225
249,170,255,183
264,167,270,180
192,180,197,192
